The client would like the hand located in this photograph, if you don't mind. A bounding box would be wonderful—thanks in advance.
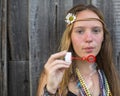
[44,50,71,94]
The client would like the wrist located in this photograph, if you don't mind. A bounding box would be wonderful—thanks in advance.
[44,85,57,95]
[46,85,57,94]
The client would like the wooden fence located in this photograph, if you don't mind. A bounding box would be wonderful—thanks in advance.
[0,0,120,96]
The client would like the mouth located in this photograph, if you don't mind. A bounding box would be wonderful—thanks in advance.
[83,47,95,53]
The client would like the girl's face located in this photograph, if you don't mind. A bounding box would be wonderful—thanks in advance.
[71,10,104,58]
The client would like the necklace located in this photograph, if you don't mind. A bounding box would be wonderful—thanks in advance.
[98,70,112,96]
[76,68,92,96]
[76,68,112,96]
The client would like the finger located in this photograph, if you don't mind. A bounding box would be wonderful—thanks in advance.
[45,59,69,70]
[45,60,70,73]
[47,50,67,64]
[51,60,70,67]
[52,63,70,70]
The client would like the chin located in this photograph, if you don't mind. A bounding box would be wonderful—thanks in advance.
[85,52,97,57]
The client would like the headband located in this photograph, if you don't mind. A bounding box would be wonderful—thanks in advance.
[65,13,105,25]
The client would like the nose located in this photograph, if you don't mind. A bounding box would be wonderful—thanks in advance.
[85,31,93,43]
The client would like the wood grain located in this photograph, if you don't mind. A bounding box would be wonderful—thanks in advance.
[0,0,120,96]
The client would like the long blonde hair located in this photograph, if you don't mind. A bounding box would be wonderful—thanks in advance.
[37,4,120,96]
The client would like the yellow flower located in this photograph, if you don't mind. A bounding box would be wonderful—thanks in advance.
[65,13,76,24]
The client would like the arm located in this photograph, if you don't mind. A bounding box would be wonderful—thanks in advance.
[37,51,71,96]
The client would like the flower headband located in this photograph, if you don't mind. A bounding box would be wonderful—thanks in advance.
[65,13,76,24]
[65,13,105,25]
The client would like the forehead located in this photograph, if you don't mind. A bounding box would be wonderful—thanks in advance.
[74,10,103,27]
[76,9,99,20]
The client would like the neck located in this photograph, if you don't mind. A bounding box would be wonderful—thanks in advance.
[76,60,97,75]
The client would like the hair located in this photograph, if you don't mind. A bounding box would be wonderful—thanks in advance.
[37,4,120,96]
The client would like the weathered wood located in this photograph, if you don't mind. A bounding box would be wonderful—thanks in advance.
[0,61,3,96]
[111,1,120,62]
[8,61,29,96]
[0,0,7,96]
[7,0,29,96]
[73,0,88,5]
[0,0,120,96]
[29,0,56,95]
[8,0,29,60]
[0,0,2,60]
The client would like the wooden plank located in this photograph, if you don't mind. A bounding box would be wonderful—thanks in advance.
[7,0,29,60]
[8,61,29,96]
[29,0,55,95]
[0,0,2,60]
[73,0,88,5]
[0,0,7,96]
[7,0,29,96]
[112,1,120,65]
[0,61,7,96]
[0,61,2,96]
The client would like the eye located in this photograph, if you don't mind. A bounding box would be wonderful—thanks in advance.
[75,29,84,34]
[92,27,102,33]
[78,30,84,34]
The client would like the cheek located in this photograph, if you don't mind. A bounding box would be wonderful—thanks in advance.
[71,35,78,48]
[95,36,103,44]
[94,36,104,50]
[72,37,79,44]
[71,35,83,49]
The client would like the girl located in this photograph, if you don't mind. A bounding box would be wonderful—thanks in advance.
[37,4,120,96]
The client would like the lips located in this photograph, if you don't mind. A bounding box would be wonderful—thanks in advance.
[83,47,94,52]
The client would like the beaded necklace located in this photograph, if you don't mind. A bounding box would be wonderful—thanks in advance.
[76,68,112,96]
[98,70,112,96]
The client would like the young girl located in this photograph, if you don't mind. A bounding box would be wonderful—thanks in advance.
[37,4,120,96]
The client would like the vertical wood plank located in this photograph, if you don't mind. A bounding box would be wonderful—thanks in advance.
[0,0,2,60]
[0,61,3,96]
[7,0,29,96]
[8,0,29,60]
[29,0,55,95]
[0,0,7,96]
[73,0,88,5]
[112,0,120,71]
[0,0,2,94]
[8,61,29,96]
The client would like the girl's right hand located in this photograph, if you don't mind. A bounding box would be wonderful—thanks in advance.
[44,50,71,94]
